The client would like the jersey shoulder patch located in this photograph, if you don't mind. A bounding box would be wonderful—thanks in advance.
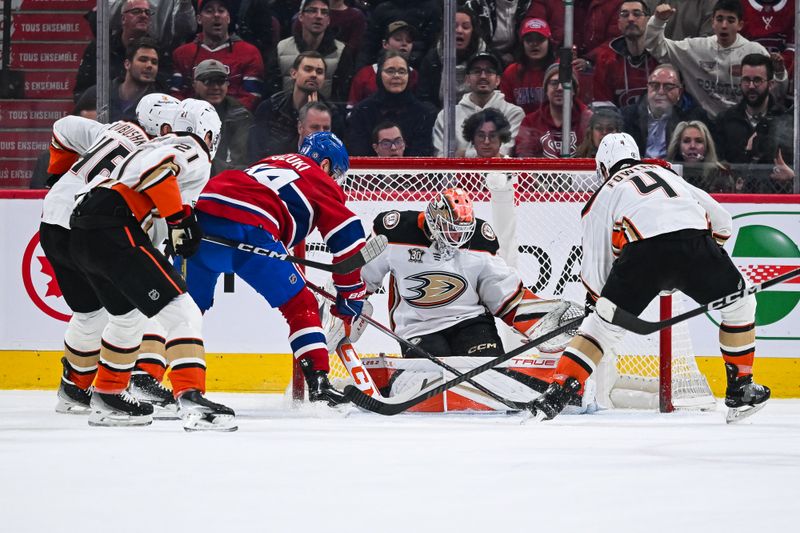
[466,218,499,254]
[373,210,429,246]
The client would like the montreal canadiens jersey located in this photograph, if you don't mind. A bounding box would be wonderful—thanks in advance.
[42,116,149,229]
[580,162,733,297]
[76,132,212,242]
[195,153,366,287]
[360,210,523,338]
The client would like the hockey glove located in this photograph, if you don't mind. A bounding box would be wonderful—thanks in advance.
[331,282,367,322]
[166,205,203,258]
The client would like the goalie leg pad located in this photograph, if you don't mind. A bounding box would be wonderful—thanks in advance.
[281,288,330,372]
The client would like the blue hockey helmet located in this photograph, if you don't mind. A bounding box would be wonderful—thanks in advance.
[299,131,350,184]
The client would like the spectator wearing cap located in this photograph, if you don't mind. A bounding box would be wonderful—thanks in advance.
[621,64,710,159]
[346,51,437,156]
[171,0,265,111]
[499,17,555,115]
[268,0,355,105]
[514,62,593,157]
[191,59,253,174]
[249,51,345,160]
[356,0,442,69]
[433,52,524,157]
[461,108,513,158]
[593,1,659,108]
[371,121,407,157]
[418,6,488,107]
[75,0,173,99]
[292,0,368,56]
[462,1,540,65]
[347,21,420,110]
[525,0,622,67]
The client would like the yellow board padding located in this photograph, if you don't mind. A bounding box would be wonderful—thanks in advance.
[1,351,799,397]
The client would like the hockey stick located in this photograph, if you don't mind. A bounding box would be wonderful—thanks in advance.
[307,281,525,411]
[341,311,588,415]
[596,267,800,336]
[201,234,388,274]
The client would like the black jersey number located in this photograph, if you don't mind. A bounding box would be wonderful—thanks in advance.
[629,170,678,198]
[70,138,132,182]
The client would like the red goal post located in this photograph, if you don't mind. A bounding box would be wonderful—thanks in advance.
[294,157,715,412]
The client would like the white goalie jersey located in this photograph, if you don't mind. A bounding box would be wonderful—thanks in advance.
[580,162,733,297]
[42,116,150,229]
[360,210,524,338]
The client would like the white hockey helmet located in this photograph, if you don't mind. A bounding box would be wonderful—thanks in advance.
[172,98,222,159]
[135,93,180,137]
[595,132,640,181]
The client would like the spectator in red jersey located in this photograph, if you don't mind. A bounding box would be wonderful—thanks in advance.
[170,0,265,111]
[347,20,420,110]
[499,17,556,115]
[346,51,437,156]
[643,1,715,39]
[525,0,622,67]
[740,0,796,80]
[268,0,355,105]
[417,6,488,107]
[514,62,592,158]
[292,0,368,56]
[371,121,407,157]
[593,1,659,108]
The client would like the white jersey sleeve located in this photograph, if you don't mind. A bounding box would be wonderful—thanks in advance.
[51,116,106,156]
[683,181,732,245]
[580,163,712,296]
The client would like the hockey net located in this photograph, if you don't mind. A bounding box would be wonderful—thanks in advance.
[298,158,715,412]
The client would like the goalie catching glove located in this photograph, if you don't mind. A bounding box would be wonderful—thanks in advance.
[166,205,203,258]
[499,287,583,352]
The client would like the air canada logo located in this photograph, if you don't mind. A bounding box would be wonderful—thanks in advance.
[730,222,800,326]
[22,232,71,322]
[404,271,468,308]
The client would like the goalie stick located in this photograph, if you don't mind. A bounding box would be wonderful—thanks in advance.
[341,310,588,415]
[596,267,800,336]
[201,234,388,274]
[306,282,525,411]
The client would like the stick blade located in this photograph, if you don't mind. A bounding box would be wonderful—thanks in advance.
[596,297,655,335]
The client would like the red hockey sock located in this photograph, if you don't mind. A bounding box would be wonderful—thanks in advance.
[280,288,330,372]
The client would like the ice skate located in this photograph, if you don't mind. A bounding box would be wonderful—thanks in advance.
[128,373,179,420]
[526,378,582,421]
[724,364,770,424]
[177,389,237,432]
[88,390,154,427]
[299,358,347,406]
[55,357,92,415]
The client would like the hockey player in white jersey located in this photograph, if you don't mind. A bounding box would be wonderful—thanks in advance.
[528,133,770,422]
[360,188,579,361]
[41,93,179,415]
[68,98,236,430]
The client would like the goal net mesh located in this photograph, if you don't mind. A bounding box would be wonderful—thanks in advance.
[303,158,714,409]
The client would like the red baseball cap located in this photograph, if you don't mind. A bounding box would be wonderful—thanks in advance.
[519,18,552,39]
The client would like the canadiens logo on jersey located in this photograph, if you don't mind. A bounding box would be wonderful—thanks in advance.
[404,272,468,308]
[408,248,424,263]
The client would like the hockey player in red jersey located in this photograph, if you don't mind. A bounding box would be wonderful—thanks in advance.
[529,133,770,423]
[359,188,579,359]
[184,131,367,405]
[41,93,179,416]
[68,98,237,430]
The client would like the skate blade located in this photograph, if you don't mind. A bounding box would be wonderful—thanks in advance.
[726,401,767,424]
[183,413,238,432]
[519,409,548,425]
[55,400,91,415]
[88,411,153,427]
[152,403,180,421]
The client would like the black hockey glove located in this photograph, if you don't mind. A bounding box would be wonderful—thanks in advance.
[166,205,203,258]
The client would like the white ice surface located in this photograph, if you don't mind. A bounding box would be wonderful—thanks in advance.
[1,391,798,533]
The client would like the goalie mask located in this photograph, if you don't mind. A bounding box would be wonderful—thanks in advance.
[135,93,180,137]
[425,188,476,254]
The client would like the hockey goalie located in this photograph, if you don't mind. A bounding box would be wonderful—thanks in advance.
[322,187,590,413]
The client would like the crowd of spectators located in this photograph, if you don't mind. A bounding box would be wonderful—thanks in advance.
[52,0,798,192]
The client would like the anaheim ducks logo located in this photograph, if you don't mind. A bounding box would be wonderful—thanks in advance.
[404,272,468,308]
